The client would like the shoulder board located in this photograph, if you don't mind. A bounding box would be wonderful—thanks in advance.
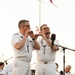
[30,40,33,42]
[14,33,18,35]
[14,33,23,38]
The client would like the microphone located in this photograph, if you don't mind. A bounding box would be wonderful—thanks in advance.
[51,33,56,48]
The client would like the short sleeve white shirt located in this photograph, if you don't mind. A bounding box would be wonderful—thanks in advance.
[11,32,34,62]
[65,72,71,75]
[36,38,59,62]
[0,69,4,75]
[3,64,13,75]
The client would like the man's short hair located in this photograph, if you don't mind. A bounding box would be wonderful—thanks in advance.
[66,65,71,68]
[18,20,29,28]
[0,62,4,66]
[40,24,47,31]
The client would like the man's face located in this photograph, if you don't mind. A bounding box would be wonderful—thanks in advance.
[41,25,50,38]
[21,22,30,32]
[65,66,71,73]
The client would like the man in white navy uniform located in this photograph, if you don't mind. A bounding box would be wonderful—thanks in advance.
[11,20,40,75]
[35,24,59,75]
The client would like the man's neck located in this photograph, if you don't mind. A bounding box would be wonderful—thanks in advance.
[19,31,25,36]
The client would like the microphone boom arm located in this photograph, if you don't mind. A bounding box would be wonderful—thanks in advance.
[59,45,75,51]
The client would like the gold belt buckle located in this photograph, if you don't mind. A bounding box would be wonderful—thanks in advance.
[44,62,47,64]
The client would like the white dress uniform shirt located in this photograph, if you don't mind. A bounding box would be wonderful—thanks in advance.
[65,72,71,75]
[36,38,59,62]
[0,69,4,75]
[56,71,60,75]
[11,32,34,62]
[3,64,13,75]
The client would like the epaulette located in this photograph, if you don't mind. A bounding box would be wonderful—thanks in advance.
[14,33,23,38]
[30,40,33,42]
[14,33,18,35]
[20,36,23,38]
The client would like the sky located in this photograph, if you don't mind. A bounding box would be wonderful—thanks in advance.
[0,0,75,74]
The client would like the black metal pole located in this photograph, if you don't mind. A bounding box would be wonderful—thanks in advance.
[62,47,65,75]
[59,45,75,75]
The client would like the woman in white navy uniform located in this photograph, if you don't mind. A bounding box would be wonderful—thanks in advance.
[11,20,40,75]
[35,24,59,75]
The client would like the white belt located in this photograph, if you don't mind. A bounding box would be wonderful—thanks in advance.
[38,61,55,64]
[15,58,30,63]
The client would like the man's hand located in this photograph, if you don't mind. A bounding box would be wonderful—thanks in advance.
[28,30,35,39]
[52,45,59,51]
[24,29,30,38]
[40,32,47,40]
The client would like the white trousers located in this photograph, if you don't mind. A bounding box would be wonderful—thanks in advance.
[13,59,31,75]
[35,62,56,75]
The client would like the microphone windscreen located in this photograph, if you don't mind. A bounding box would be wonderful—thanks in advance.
[51,34,56,40]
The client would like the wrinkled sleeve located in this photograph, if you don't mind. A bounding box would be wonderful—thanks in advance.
[54,40,59,46]
[11,34,20,46]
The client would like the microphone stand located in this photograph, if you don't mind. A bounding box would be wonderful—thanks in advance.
[4,57,13,65]
[59,45,75,75]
